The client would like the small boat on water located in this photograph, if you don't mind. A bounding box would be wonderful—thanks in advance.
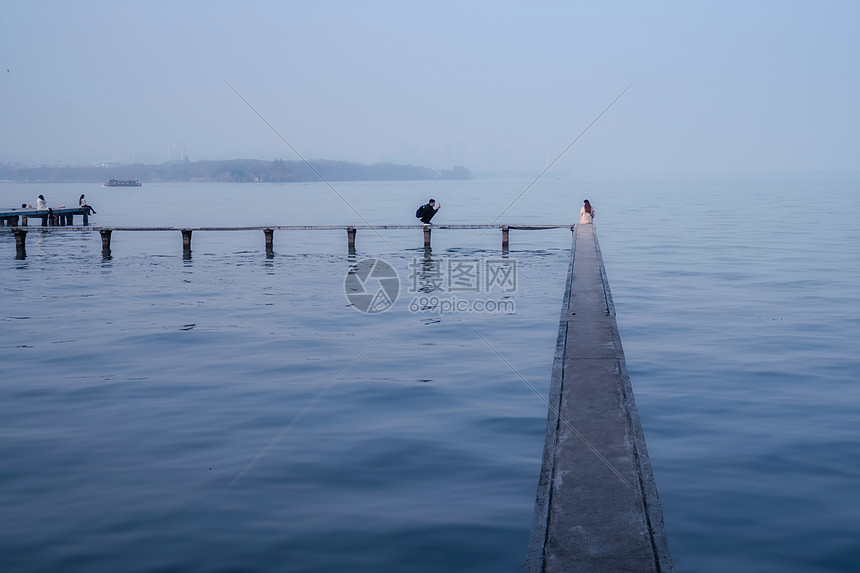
[104,179,142,187]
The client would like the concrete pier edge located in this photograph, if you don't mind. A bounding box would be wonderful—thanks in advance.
[525,224,673,572]
[525,229,575,570]
[594,229,673,572]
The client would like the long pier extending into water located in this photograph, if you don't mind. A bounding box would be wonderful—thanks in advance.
[526,223,673,572]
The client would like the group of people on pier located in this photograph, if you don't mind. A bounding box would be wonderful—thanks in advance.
[22,194,96,215]
[17,193,593,225]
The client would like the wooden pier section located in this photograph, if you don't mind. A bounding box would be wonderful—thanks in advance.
[525,223,673,572]
[2,224,571,259]
[0,207,92,227]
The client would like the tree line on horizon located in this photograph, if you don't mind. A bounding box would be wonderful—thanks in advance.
[0,159,472,184]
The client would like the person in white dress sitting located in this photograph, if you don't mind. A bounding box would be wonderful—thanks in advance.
[579,199,595,224]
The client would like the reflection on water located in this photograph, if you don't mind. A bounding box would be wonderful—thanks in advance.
[2,177,860,572]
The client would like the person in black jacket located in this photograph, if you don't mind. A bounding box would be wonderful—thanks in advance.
[79,194,97,214]
[416,199,441,224]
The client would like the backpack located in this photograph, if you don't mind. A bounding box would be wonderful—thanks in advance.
[416,205,424,218]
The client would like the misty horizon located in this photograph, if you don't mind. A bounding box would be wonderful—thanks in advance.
[2,2,858,180]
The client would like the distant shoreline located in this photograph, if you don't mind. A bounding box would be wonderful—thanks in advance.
[0,159,472,184]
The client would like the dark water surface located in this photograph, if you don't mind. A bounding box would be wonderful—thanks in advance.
[2,178,859,571]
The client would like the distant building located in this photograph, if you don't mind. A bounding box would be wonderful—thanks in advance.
[168,143,186,162]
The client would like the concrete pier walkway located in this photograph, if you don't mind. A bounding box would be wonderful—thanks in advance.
[526,224,673,572]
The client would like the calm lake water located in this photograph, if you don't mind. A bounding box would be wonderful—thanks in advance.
[1,177,859,572]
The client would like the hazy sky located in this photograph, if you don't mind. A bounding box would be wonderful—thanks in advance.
[2,1,858,177]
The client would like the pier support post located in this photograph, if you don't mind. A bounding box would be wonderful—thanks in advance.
[181,229,193,259]
[501,225,510,251]
[100,229,112,257]
[423,225,432,249]
[21,215,28,226]
[347,227,356,253]
[83,212,89,225]
[264,228,274,258]
[13,229,27,259]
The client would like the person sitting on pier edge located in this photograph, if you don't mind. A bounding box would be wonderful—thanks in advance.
[36,195,47,210]
[579,199,595,224]
[416,199,441,224]
[79,194,97,214]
